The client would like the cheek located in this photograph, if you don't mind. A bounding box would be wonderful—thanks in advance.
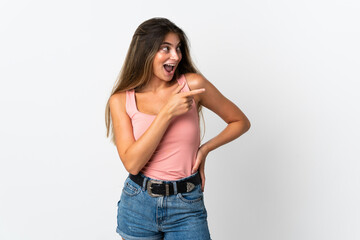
[153,56,162,68]
[153,60,164,74]
[153,63,161,73]
[154,55,165,65]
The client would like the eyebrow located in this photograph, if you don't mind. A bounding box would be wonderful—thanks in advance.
[161,41,181,46]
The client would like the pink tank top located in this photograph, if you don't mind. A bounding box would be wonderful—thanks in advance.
[125,74,200,181]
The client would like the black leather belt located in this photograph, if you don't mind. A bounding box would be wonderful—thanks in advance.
[129,171,201,197]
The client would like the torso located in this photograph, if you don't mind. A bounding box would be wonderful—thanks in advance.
[125,73,201,180]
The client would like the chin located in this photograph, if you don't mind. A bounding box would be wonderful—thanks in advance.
[158,74,174,82]
[153,68,177,82]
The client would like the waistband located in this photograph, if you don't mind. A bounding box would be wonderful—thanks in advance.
[129,171,201,197]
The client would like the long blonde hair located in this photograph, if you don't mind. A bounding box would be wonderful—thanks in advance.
[105,17,205,144]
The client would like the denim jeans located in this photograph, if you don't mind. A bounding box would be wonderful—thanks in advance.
[116,171,211,240]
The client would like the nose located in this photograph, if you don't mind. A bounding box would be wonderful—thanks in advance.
[170,49,181,61]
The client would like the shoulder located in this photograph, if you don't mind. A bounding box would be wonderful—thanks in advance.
[109,91,127,114]
[183,73,211,106]
[184,73,208,91]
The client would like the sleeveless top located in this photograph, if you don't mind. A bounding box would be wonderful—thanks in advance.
[125,74,200,181]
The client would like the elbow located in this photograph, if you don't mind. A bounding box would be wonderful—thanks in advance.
[119,152,141,175]
[240,119,251,133]
[246,120,251,130]
[120,149,147,176]
[123,161,141,176]
[127,168,140,176]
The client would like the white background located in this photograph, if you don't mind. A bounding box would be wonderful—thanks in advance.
[1,0,359,239]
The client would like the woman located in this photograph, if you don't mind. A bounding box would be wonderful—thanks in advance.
[105,17,250,240]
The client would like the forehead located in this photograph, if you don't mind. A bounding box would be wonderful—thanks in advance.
[162,32,181,45]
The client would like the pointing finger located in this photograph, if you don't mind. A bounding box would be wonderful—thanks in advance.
[181,88,205,97]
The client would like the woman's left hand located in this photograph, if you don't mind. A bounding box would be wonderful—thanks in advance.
[192,145,209,192]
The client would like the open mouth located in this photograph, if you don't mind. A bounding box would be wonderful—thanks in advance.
[163,63,175,73]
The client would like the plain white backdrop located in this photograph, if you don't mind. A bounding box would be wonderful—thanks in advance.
[1,0,359,239]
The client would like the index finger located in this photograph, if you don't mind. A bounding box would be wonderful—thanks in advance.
[180,88,206,97]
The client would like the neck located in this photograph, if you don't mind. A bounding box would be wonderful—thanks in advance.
[140,76,176,94]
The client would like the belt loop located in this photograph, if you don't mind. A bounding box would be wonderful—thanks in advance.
[165,183,170,196]
[142,176,148,191]
[172,181,178,195]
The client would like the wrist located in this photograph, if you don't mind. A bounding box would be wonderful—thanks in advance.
[158,108,173,122]
[200,144,211,155]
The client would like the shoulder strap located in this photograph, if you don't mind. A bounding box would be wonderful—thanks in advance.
[125,90,136,118]
[177,74,190,92]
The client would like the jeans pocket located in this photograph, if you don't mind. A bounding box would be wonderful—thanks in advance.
[177,184,203,203]
[122,178,141,197]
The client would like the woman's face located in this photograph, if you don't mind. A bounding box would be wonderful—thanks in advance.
[152,32,182,82]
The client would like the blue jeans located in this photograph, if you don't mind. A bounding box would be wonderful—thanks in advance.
[116,171,212,240]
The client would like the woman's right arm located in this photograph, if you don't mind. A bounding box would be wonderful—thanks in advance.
[109,83,205,175]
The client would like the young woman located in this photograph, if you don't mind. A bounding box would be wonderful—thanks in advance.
[105,17,250,240]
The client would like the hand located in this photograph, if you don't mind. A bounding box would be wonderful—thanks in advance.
[161,81,205,119]
[191,145,209,192]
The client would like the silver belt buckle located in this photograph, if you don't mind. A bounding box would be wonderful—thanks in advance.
[147,180,169,197]
[186,182,195,192]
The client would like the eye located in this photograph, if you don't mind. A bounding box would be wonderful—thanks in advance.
[161,46,170,51]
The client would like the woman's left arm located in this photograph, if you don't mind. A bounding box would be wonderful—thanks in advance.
[187,73,251,191]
